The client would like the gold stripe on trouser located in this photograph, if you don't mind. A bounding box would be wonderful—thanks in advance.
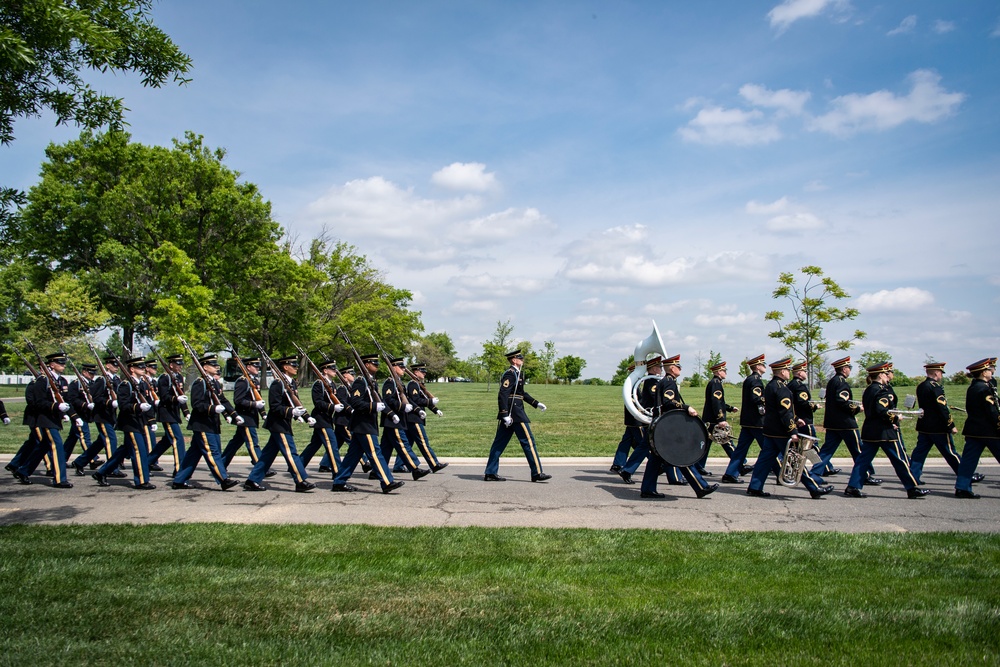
[98,424,114,458]
[683,466,705,490]
[392,430,418,469]
[518,423,541,472]
[277,434,304,483]
[888,438,918,486]
[195,432,225,481]
[167,425,181,472]
[37,427,54,474]
[364,434,389,485]
[44,429,64,484]
[320,429,339,474]
[245,427,260,463]
[144,425,154,454]
[410,425,439,467]
[128,432,148,484]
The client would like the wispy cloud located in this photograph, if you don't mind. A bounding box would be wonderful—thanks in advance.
[887,15,917,36]
[740,84,811,115]
[745,196,826,233]
[677,106,781,146]
[933,20,956,34]
[768,0,852,33]
[855,287,935,311]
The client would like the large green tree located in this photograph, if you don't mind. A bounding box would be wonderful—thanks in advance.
[763,266,865,388]
[554,355,586,383]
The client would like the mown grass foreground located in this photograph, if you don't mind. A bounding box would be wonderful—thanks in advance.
[1,524,997,666]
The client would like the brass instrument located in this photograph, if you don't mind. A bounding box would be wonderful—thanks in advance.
[779,432,821,488]
[621,322,668,425]
[888,408,923,420]
[709,422,733,446]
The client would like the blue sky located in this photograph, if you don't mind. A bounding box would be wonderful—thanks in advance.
[4,0,1000,380]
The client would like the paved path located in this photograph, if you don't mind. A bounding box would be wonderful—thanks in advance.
[1,456,997,532]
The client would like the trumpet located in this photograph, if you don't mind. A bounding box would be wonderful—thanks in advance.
[888,408,924,419]
[779,432,821,488]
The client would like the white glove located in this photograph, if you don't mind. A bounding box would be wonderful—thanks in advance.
[306,417,317,426]
[87,402,95,410]
[140,402,152,412]
[431,397,439,406]
[185,413,191,422]
[75,417,84,427]
[63,415,70,422]
[58,402,71,413]
[537,403,547,412]
[154,399,160,407]
[2,417,9,425]
[503,416,513,427]
[391,414,400,425]
[177,395,188,404]
[376,402,386,412]
[235,416,245,425]
[112,400,119,409]
[333,403,344,412]
[418,410,426,419]
[214,404,226,414]
[150,423,158,432]
[404,403,413,413]
[292,406,307,417]
[254,400,265,410]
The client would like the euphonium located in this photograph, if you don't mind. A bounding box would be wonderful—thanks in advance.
[779,432,821,488]
[710,422,733,446]
[621,321,668,425]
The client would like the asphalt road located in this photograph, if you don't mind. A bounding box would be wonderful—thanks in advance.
[1,455,997,532]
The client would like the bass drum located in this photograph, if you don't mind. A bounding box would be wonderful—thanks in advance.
[648,410,710,467]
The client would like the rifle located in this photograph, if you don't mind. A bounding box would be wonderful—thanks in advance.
[338,327,397,422]
[23,337,70,419]
[318,350,352,388]
[63,352,95,406]
[250,341,307,423]
[292,342,342,411]
[402,364,443,417]
[369,334,412,416]
[87,342,119,405]
[11,346,40,379]
[222,338,266,419]
[125,344,159,406]
[179,338,232,422]
[150,347,191,420]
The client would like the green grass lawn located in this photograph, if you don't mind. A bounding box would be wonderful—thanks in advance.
[0,381,977,459]
[0,524,996,666]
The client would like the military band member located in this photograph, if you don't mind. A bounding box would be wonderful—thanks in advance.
[71,356,124,476]
[641,354,718,499]
[92,356,155,489]
[619,356,663,484]
[404,364,448,472]
[811,356,881,485]
[243,355,315,492]
[61,362,97,460]
[911,361,969,485]
[171,354,241,490]
[12,351,74,488]
[746,358,832,499]
[722,354,767,483]
[331,353,404,493]
[787,360,818,441]
[148,354,188,475]
[484,349,551,482]
[955,358,1000,499]
[700,360,738,473]
[380,357,431,481]
[611,362,643,473]
[299,359,345,475]
[222,357,271,475]
[843,363,926,498]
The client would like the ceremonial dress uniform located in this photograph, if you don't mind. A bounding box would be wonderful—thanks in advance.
[404,368,446,472]
[911,362,963,483]
[14,354,73,488]
[148,357,188,474]
[222,361,266,467]
[700,362,737,471]
[724,355,767,480]
[484,350,549,482]
[61,368,96,461]
[955,358,1000,498]
[787,364,817,441]
[172,356,240,490]
[71,362,120,474]
[379,360,429,480]
[318,373,358,471]
[93,359,154,489]
[299,366,343,474]
[811,356,879,483]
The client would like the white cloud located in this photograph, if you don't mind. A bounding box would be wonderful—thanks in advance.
[855,287,935,311]
[740,84,811,115]
[431,162,498,192]
[746,197,790,215]
[765,212,825,232]
[808,70,965,137]
[443,299,497,315]
[803,180,828,192]
[933,19,955,34]
[693,312,757,327]
[678,106,781,146]
[993,19,1000,37]
[887,15,917,36]
[449,272,546,299]
[768,0,851,32]
[464,207,555,242]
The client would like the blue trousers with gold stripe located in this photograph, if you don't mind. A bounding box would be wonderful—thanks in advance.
[641,456,711,496]
[813,428,876,479]
[847,437,918,491]
[613,426,643,469]
[223,424,262,466]
[62,421,92,459]
[300,426,341,473]
[406,422,442,469]
[334,431,395,489]
[383,427,421,472]
[96,429,150,486]
[149,422,186,474]
[73,422,117,469]
[485,421,543,477]
[749,435,823,494]
[910,432,961,482]
[18,427,68,484]
[247,431,308,486]
[173,431,230,485]
[956,437,1000,493]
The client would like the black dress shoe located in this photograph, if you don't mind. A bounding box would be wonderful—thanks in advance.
[221,478,240,491]
[640,490,666,498]
[696,468,714,477]
[109,469,128,478]
[532,473,552,482]
[668,479,687,485]
[13,470,32,485]
[382,480,405,493]
[609,465,622,473]
[865,476,883,486]
[810,484,834,499]
[170,481,194,490]
[361,463,372,473]
[72,461,87,476]
[955,489,981,499]
[295,481,316,493]
[52,481,73,489]
[368,471,380,480]
[972,473,986,484]
[695,483,719,499]
[92,472,109,487]
[243,480,267,491]
[331,483,357,492]
[90,458,105,468]
[3,463,15,472]
[619,471,634,485]
[412,468,431,481]
[431,462,449,472]
[746,488,771,498]
[823,467,842,476]
[134,482,156,490]
[265,469,277,478]
[721,474,742,484]
[149,463,164,472]
[844,486,866,498]
[43,469,54,477]
[739,465,754,476]
[484,474,506,482]
[317,466,333,473]
[907,487,929,499]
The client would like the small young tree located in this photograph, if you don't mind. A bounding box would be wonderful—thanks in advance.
[553,355,586,383]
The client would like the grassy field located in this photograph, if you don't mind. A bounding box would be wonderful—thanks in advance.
[0,524,996,666]
[0,381,975,459]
